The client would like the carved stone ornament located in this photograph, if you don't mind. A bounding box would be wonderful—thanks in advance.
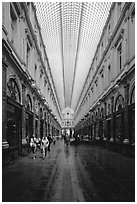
[7,78,20,102]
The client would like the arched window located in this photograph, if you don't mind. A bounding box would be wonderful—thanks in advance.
[115,95,124,112]
[26,94,32,111]
[7,78,21,103]
[130,87,135,104]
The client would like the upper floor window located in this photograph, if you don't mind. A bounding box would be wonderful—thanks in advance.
[101,41,104,53]
[26,43,30,68]
[10,4,17,44]
[117,42,122,70]
[40,66,43,78]
[108,24,111,39]
[108,64,111,84]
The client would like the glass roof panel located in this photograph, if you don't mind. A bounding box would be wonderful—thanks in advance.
[35,2,112,112]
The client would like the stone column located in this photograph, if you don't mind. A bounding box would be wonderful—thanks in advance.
[123,82,130,144]
[110,96,114,142]
[33,97,36,136]
[2,58,8,148]
[43,108,46,137]
[37,102,40,138]
[104,102,107,141]
[47,113,50,136]
[21,83,27,145]
[41,106,44,138]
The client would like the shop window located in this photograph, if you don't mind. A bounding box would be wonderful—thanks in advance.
[26,112,33,140]
[35,119,38,137]
[115,114,123,142]
[107,119,111,140]
[7,78,21,103]
[7,103,22,147]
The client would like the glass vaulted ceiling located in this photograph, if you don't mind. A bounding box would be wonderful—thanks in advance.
[35,2,112,112]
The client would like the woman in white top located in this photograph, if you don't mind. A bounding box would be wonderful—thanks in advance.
[30,136,37,159]
[41,136,49,159]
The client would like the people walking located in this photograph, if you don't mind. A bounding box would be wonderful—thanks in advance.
[30,135,37,159]
[41,136,49,159]
[53,136,56,145]
[47,135,52,151]
[65,133,70,148]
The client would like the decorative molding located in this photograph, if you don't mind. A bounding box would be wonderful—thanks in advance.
[114,29,124,47]
[2,57,9,70]
[2,25,8,36]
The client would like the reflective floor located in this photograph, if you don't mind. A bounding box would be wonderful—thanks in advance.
[2,139,135,202]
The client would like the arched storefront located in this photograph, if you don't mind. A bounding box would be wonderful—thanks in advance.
[25,94,33,141]
[6,78,22,156]
[129,86,135,145]
[40,107,44,139]
[99,107,104,141]
[114,94,125,143]
[106,100,111,142]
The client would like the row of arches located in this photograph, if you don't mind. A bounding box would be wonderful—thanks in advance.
[5,77,61,155]
[90,87,135,123]
[75,83,135,153]
[7,77,39,113]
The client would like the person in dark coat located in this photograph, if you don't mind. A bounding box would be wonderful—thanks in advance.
[47,135,52,151]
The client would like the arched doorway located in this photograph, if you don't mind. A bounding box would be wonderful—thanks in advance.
[129,86,135,145]
[25,94,33,142]
[7,78,22,155]
[114,95,124,143]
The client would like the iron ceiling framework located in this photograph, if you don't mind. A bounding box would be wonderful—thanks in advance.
[35,2,112,115]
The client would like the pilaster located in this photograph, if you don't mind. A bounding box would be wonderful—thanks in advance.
[2,58,8,148]
[21,83,27,144]
[123,82,130,144]
[110,96,115,142]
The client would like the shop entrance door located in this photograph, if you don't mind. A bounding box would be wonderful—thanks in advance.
[115,113,123,143]
[26,111,33,141]
[107,119,111,141]
[7,103,22,155]
[40,120,43,139]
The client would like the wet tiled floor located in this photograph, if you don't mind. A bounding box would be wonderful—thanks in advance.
[2,140,135,202]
